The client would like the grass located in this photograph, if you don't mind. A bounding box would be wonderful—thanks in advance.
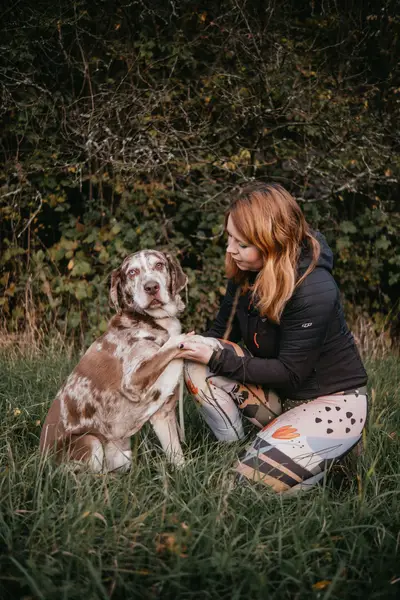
[0,348,399,599]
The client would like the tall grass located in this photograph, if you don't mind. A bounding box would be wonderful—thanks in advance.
[0,347,399,599]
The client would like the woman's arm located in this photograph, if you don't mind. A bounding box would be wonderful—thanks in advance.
[202,280,241,342]
[207,273,338,397]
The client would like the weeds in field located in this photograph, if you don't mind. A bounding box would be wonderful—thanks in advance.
[0,348,399,599]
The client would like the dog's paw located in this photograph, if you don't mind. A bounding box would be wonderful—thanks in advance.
[185,335,223,350]
[171,454,185,469]
[163,333,188,350]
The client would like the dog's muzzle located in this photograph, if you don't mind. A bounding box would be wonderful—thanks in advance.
[143,280,160,296]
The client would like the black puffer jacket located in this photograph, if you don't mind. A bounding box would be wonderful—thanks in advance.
[204,233,367,400]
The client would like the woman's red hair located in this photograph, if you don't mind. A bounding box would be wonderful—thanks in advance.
[225,182,320,323]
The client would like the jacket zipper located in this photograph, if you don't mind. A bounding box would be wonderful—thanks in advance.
[253,332,260,348]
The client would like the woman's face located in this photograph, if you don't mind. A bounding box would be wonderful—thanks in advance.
[226,215,263,271]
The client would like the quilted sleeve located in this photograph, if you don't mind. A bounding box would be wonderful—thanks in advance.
[208,271,338,396]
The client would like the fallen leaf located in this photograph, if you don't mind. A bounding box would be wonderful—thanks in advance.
[312,580,331,590]
[133,569,150,575]
[155,533,188,557]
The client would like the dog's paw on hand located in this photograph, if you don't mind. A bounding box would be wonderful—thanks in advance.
[164,334,221,356]
[164,332,194,351]
[181,335,222,350]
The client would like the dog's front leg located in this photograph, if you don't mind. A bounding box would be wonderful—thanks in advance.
[133,334,187,390]
[133,337,187,467]
[150,407,184,467]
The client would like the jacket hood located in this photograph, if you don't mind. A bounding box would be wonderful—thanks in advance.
[298,231,333,273]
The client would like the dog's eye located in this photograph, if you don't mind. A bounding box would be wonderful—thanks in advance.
[128,268,139,278]
[154,262,164,270]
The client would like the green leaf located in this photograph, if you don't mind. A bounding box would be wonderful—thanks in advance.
[74,281,89,300]
[336,237,351,251]
[340,221,357,234]
[68,312,81,328]
[375,236,390,250]
[71,260,92,276]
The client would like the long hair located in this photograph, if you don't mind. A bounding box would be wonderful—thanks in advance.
[225,182,320,323]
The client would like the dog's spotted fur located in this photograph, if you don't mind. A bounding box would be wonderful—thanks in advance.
[40,250,188,472]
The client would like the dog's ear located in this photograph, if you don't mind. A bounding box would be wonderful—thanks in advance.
[109,268,122,312]
[165,253,188,295]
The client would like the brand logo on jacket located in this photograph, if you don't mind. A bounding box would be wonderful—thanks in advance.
[302,323,312,328]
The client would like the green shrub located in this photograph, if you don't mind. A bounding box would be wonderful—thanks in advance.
[1,0,399,343]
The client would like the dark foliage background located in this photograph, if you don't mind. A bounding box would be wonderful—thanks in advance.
[1,0,399,344]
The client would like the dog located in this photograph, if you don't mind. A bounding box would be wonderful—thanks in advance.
[39,249,192,473]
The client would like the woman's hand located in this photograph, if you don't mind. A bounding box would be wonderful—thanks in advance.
[176,339,214,365]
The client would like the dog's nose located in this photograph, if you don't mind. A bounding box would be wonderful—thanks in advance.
[144,281,160,296]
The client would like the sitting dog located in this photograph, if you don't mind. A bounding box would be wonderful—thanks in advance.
[40,249,191,472]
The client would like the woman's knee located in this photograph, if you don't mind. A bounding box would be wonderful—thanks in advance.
[183,360,245,441]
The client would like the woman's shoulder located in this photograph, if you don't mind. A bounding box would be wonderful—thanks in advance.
[280,269,339,324]
[291,266,339,304]
[295,231,339,298]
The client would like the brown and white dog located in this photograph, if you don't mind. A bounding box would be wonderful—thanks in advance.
[40,249,191,472]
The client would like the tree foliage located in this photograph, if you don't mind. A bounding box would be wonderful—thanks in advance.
[1,0,399,343]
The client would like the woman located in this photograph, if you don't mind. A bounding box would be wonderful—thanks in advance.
[178,182,368,493]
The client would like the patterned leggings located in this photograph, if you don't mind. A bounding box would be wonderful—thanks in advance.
[184,351,368,494]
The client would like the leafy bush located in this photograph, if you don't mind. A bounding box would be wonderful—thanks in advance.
[1,0,399,344]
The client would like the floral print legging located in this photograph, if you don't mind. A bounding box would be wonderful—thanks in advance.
[184,352,368,494]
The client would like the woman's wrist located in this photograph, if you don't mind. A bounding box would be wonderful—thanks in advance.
[208,348,223,371]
